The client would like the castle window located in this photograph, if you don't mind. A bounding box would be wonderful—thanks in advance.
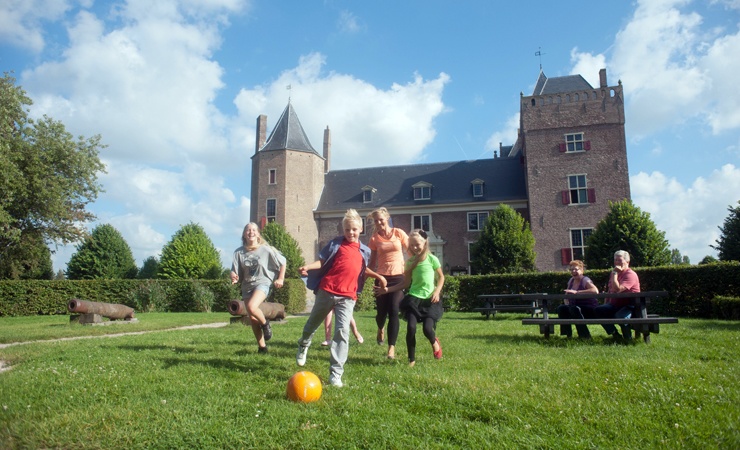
[471,179,484,198]
[562,174,596,205]
[266,198,276,222]
[561,228,594,263]
[468,212,489,231]
[412,214,431,232]
[559,133,590,153]
[268,169,276,185]
[412,182,432,200]
[361,185,377,203]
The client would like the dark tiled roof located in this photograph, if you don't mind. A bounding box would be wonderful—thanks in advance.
[260,103,319,154]
[317,157,527,212]
[532,70,594,96]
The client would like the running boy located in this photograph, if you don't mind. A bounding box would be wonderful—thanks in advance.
[296,209,386,387]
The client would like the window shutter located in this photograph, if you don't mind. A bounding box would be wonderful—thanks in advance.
[587,188,596,203]
[561,248,572,265]
[561,190,570,205]
[584,140,591,151]
[559,143,567,152]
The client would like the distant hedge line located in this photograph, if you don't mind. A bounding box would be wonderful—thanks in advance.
[0,278,307,316]
[1,262,738,320]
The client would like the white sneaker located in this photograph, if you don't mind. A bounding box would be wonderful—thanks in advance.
[296,345,308,367]
[329,375,343,388]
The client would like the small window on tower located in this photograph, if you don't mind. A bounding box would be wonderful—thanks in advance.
[268,169,277,185]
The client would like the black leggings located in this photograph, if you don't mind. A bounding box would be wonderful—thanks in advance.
[406,314,436,362]
[375,275,405,346]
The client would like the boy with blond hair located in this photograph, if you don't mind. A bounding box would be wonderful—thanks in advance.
[297,209,386,387]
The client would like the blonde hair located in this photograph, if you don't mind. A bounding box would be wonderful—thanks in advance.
[407,229,430,272]
[343,209,363,229]
[241,222,264,250]
[368,207,390,235]
[569,260,585,271]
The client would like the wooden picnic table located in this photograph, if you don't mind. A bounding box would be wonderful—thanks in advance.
[477,291,678,343]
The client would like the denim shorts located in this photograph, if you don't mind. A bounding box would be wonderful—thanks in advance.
[244,283,271,299]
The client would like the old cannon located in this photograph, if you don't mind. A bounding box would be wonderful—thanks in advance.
[68,298,136,324]
[228,300,285,325]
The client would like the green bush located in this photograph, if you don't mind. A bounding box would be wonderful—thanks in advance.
[128,281,168,312]
[355,281,376,312]
[711,296,740,320]
[269,279,306,314]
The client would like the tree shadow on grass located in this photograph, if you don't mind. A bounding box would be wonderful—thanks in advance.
[680,320,739,332]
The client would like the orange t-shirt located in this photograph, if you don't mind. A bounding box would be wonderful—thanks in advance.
[368,228,408,276]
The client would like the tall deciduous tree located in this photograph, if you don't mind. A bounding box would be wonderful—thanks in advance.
[137,256,160,279]
[158,223,222,279]
[585,200,671,268]
[0,230,53,279]
[66,224,138,279]
[470,204,536,274]
[260,221,305,278]
[712,200,740,262]
[0,73,105,267]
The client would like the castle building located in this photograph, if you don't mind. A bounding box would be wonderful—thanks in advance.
[250,69,630,273]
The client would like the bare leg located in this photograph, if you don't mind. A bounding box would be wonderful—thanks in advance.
[350,317,363,343]
[322,310,333,345]
[246,290,268,345]
[250,317,266,348]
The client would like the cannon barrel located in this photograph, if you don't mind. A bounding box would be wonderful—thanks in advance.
[228,300,285,320]
[67,299,135,320]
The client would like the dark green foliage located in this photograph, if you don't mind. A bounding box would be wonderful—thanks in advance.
[66,224,138,280]
[0,73,105,262]
[700,255,719,265]
[137,256,160,279]
[128,280,168,312]
[470,204,536,274]
[712,200,740,262]
[711,296,740,320]
[260,222,305,278]
[269,278,306,314]
[670,248,690,265]
[0,231,53,280]
[585,200,671,268]
[158,223,222,279]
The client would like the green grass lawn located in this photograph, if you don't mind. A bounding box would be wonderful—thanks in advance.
[1,311,738,449]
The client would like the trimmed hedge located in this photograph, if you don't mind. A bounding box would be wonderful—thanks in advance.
[0,278,307,316]
[452,261,740,319]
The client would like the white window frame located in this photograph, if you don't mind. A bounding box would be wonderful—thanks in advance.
[268,168,277,185]
[471,179,484,198]
[467,242,477,262]
[412,181,432,200]
[570,228,593,260]
[412,214,431,232]
[565,132,585,152]
[266,198,277,223]
[467,212,489,231]
[567,174,589,205]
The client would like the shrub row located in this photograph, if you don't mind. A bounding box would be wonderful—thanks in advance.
[0,278,307,316]
[452,261,740,319]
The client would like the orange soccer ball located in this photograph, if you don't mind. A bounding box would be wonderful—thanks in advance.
[286,371,322,403]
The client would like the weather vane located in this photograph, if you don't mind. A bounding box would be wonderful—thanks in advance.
[286,84,292,103]
[535,47,546,70]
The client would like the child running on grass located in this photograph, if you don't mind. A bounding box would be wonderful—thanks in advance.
[296,209,386,387]
[374,229,444,366]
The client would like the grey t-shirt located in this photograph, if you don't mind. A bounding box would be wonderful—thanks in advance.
[231,245,286,298]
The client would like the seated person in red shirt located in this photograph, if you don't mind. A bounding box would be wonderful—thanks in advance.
[594,250,641,340]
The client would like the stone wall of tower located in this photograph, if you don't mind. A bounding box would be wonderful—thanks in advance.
[521,81,631,271]
[282,150,324,263]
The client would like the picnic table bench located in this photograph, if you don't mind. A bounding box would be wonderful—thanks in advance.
[473,294,543,319]
[517,291,678,343]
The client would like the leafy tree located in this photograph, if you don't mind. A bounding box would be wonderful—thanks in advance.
[711,200,740,262]
[0,73,105,264]
[670,248,690,265]
[0,230,53,279]
[260,222,305,278]
[158,222,222,279]
[584,200,671,268]
[699,255,718,265]
[137,256,160,279]
[470,204,536,274]
[66,224,138,279]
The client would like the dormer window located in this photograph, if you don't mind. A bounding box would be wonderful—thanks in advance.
[471,179,484,198]
[412,181,432,200]
[362,185,376,203]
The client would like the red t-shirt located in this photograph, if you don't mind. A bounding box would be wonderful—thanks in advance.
[319,240,363,299]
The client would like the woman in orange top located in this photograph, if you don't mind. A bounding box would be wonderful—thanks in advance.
[368,207,409,359]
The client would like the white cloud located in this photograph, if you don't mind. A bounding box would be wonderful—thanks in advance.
[569,49,607,88]
[234,52,450,169]
[631,164,740,263]
[485,113,520,156]
[338,10,363,34]
[0,0,73,52]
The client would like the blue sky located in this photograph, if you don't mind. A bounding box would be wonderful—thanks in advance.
[1,0,739,271]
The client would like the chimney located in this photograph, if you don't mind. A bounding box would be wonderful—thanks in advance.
[323,126,331,173]
[255,114,267,154]
[599,69,607,88]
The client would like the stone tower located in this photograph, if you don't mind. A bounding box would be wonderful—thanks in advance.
[250,103,326,262]
[518,69,631,271]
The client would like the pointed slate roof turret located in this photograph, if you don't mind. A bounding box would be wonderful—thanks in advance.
[260,102,319,154]
[531,70,594,96]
